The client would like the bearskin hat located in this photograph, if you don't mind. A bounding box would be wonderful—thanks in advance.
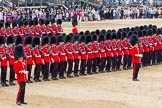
[101,29,106,35]
[127,31,133,38]
[39,19,45,25]
[14,46,25,60]
[95,29,100,36]
[143,30,147,36]
[72,18,78,27]
[0,22,3,29]
[41,36,49,45]
[112,29,116,33]
[24,36,32,45]
[0,36,6,44]
[130,27,135,32]
[152,27,157,34]
[111,32,116,40]
[29,20,34,27]
[138,30,143,37]
[79,31,84,36]
[34,20,38,26]
[72,34,79,42]
[91,31,95,35]
[50,36,56,44]
[92,34,97,41]
[148,24,153,28]
[19,20,23,27]
[116,32,121,39]
[135,26,140,31]
[98,34,104,42]
[130,34,138,46]
[118,29,123,33]
[45,20,50,26]
[51,18,55,24]
[156,28,161,35]
[5,21,10,28]
[85,30,90,36]
[57,36,63,43]
[24,20,29,26]
[85,35,92,44]
[32,36,40,47]
[12,21,17,27]
[79,35,85,43]
[121,32,127,39]
[57,19,62,25]
[15,36,23,46]
[147,29,153,36]
[7,36,15,45]
[65,35,71,43]
[123,28,127,32]
[140,26,144,30]
[105,32,111,40]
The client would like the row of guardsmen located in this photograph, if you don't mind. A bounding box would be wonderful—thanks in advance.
[0,24,162,87]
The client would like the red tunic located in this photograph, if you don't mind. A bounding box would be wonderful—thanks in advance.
[111,41,118,56]
[121,40,129,55]
[72,27,78,34]
[50,25,57,36]
[86,44,93,59]
[131,46,141,63]
[46,26,51,34]
[18,27,25,40]
[72,44,80,60]
[104,41,112,57]
[40,25,46,35]
[24,47,33,64]
[50,46,60,62]
[56,25,63,33]
[34,26,40,36]
[116,41,123,56]
[12,28,18,37]
[0,29,5,37]
[29,26,35,38]
[92,42,99,58]
[14,61,27,83]
[152,36,158,51]
[41,46,50,63]
[65,44,74,60]
[0,47,7,66]
[142,38,149,53]
[33,47,42,64]
[79,44,86,60]
[57,45,66,62]
[98,42,106,58]
[7,47,15,65]
[5,29,12,37]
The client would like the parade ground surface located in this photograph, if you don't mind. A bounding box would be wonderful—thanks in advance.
[1,19,162,108]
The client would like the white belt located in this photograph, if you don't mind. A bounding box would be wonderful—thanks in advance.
[44,54,49,57]
[53,54,58,56]
[75,51,79,53]
[10,56,15,58]
[95,51,99,53]
[88,52,92,54]
[82,52,86,54]
[2,57,6,60]
[27,55,32,58]
[61,53,66,55]
[35,55,41,57]
[101,50,105,52]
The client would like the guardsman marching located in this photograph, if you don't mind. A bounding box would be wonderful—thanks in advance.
[72,17,78,34]
[45,20,52,35]
[0,22,5,37]
[56,19,63,34]
[32,36,42,82]
[72,34,80,77]
[41,36,50,81]
[0,36,8,86]
[23,36,33,83]
[98,34,106,73]
[49,36,59,80]
[12,21,19,37]
[116,32,122,71]
[18,21,25,40]
[127,31,133,69]
[57,36,67,79]
[5,21,12,37]
[64,35,74,78]
[23,20,30,36]
[6,36,16,85]
[33,20,40,36]
[78,35,87,76]
[156,28,162,64]
[15,35,23,46]
[39,19,47,36]
[50,18,57,36]
[29,20,35,38]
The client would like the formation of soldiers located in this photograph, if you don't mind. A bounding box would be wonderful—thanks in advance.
[0,17,162,87]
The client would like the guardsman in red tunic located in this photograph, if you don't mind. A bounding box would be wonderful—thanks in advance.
[91,34,99,74]
[23,36,33,83]
[121,32,129,70]
[71,34,80,76]
[0,22,5,37]
[111,32,118,71]
[49,36,59,80]
[40,36,50,81]
[39,19,46,36]
[56,19,63,34]
[127,32,133,69]
[98,34,106,73]
[12,21,19,38]
[72,18,78,34]
[116,32,122,71]
[57,36,67,79]
[23,20,30,36]
[156,28,162,64]
[29,20,35,38]
[32,36,42,82]
[33,20,40,36]
[0,36,8,86]
[64,35,74,78]
[5,21,12,38]
[78,35,87,76]
[45,20,52,35]
[6,36,16,85]
[50,19,57,36]
[18,21,25,40]
[14,46,27,105]
[130,34,142,81]
[152,27,158,65]
[104,32,113,72]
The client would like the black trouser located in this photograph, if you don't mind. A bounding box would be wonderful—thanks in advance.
[59,61,66,77]
[80,60,86,74]
[132,63,141,80]
[34,64,42,80]
[74,59,79,75]
[157,50,161,64]
[87,59,93,74]
[117,56,122,70]
[127,55,132,68]
[92,58,98,73]
[1,66,7,83]
[50,62,59,78]
[106,57,111,71]
[112,56,117,70]
[143,52,149,66]
[152,51,156,65]
[9,65,15,83]
[27,64,32,81]
[16,82,26,103]
[42,62,49,80]
[99,57,106,72]
[67,60,73,75]
[123,55,129,69]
